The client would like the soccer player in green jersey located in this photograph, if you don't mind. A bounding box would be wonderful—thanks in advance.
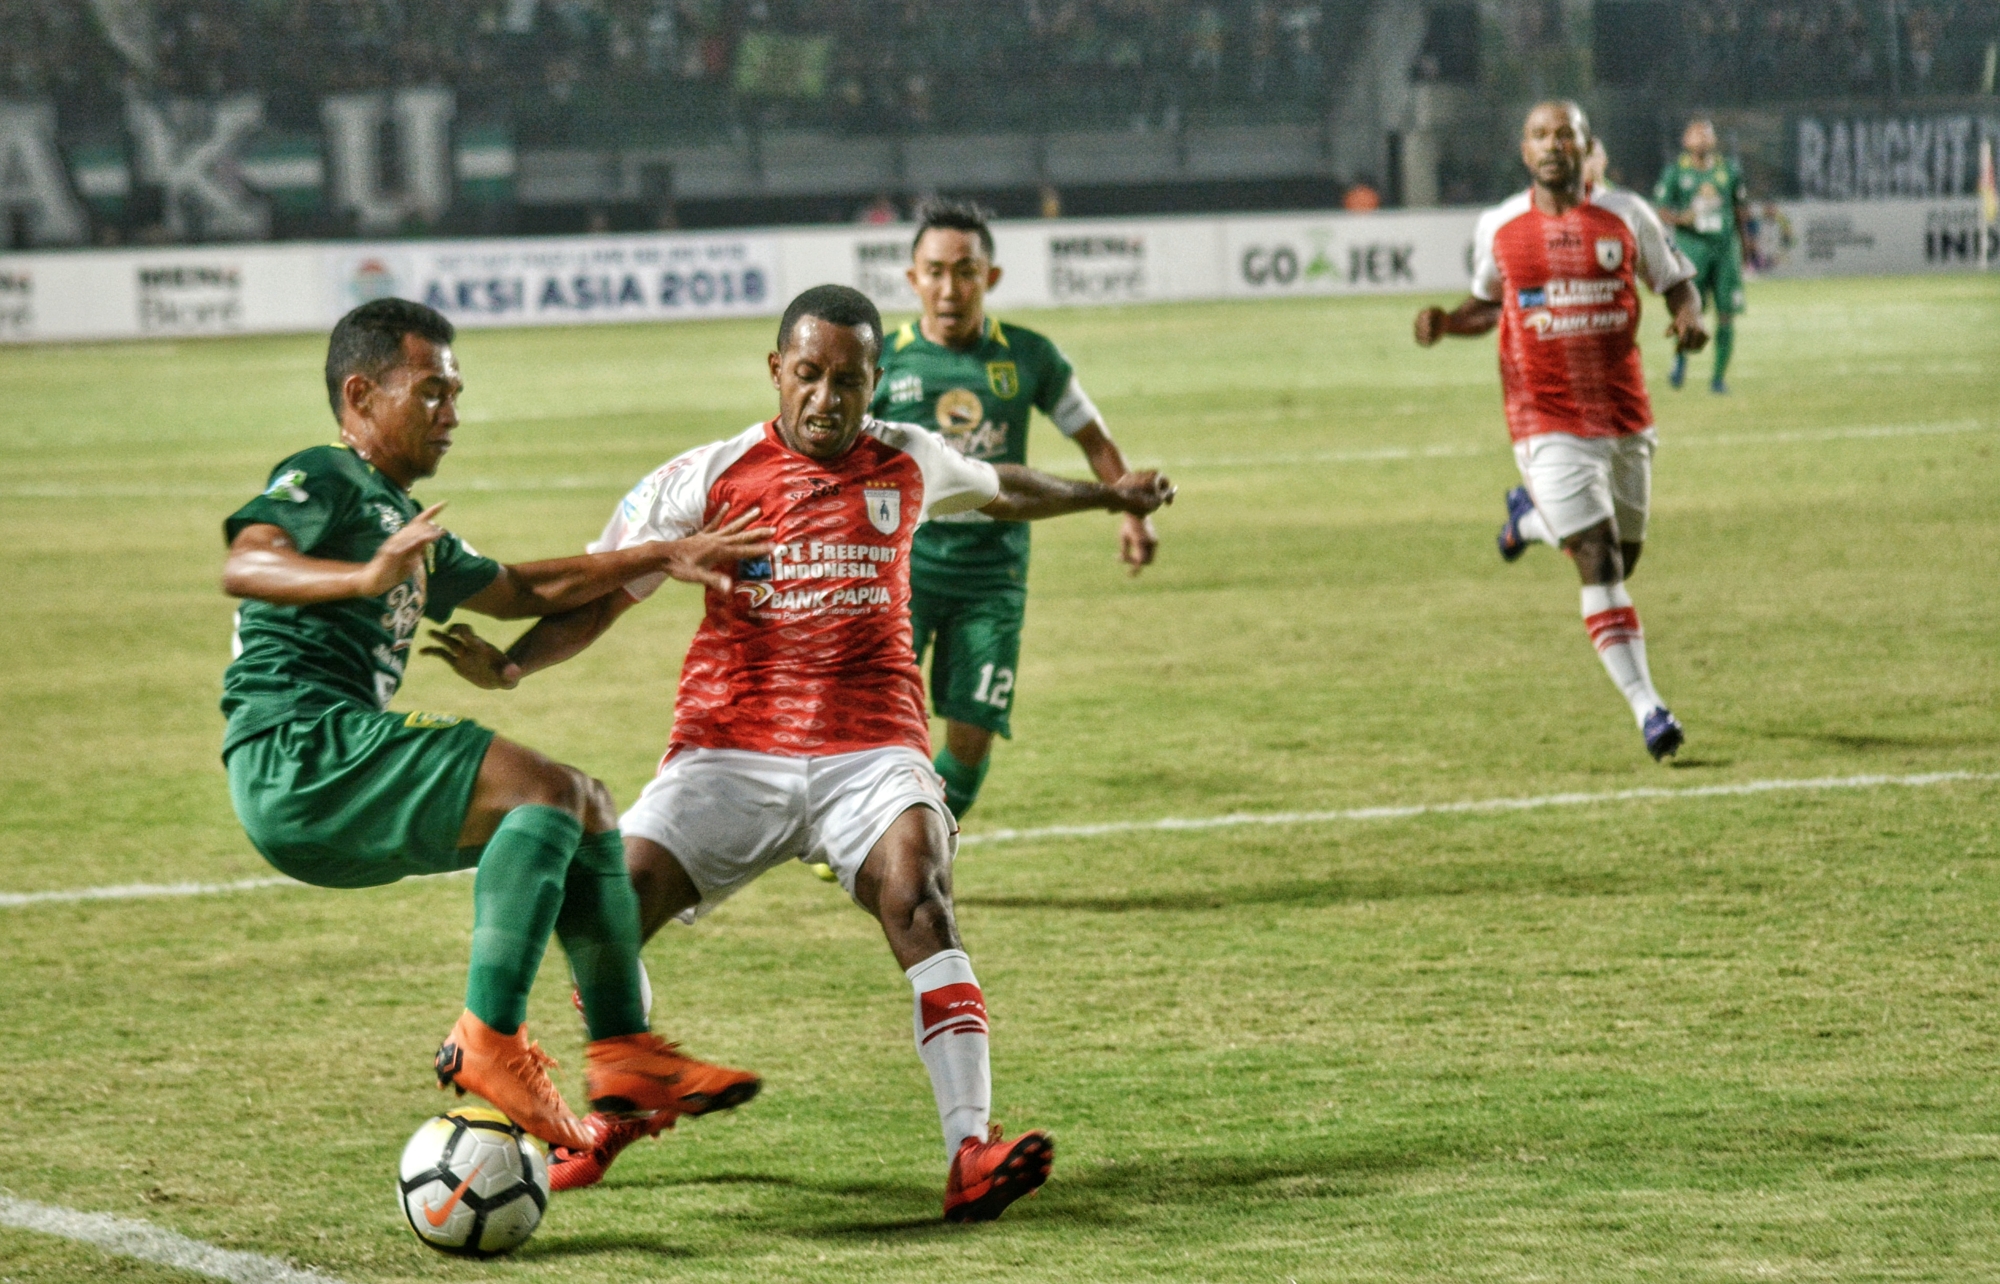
[221,298,768,1149]
[1653,118,1749,393]
[869,200,1161,820]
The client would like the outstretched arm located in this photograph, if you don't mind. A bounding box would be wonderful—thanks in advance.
[1072,421,1159,576]
[422,590,641,690]
[224,502,450,605]
[1413,297,1501,345]
[458,507,771,619]
[978,463,1174,523]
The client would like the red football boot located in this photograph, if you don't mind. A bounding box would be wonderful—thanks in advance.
[547,1110,676,1192]
[943,1124,1054,1223]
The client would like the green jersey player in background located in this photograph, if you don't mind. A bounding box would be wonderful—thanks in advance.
[1653,118,1749,394]
[870,200,1163,820]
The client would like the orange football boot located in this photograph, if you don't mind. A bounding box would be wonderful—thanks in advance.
[583,1032,762,1118]
[433,1010,592,1152]
[943,1124,1054,1223]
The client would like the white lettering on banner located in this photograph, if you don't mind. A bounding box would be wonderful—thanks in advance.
[321,90,455,233]
[1797,114,1999,200]
[0,102,88,246]
[124,96,270,241]
[1048,235,1146,301]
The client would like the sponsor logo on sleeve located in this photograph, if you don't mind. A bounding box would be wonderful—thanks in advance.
[262,469,309,502]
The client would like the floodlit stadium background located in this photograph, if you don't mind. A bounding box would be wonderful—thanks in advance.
[3,4,2000,1283]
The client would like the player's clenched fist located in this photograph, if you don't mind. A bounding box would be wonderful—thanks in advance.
[1413,306,1449,347]
[1110,470,1175,516]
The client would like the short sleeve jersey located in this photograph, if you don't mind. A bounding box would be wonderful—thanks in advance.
[220,445,500,753]
[870,317,1076,593]
[1653,155,1744,243]
[592,418,1001,757]
[1469,187,1694,442]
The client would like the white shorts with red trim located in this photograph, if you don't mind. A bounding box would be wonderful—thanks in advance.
[1512,427,1657,543]
[619,746,954,923]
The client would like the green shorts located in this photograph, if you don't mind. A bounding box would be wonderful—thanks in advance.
[1677,232,1745,315]
[911,584,1026,738]
[225,704,496,889]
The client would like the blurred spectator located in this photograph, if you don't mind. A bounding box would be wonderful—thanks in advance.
[1342,181,1380,211]
[856,191,901,223]
[1039,182,1062,217]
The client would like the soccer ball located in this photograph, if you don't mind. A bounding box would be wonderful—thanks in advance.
[397,1106,550,1257]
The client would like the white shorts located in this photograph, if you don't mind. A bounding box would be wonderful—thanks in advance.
[619,746,954,923]
[1512,428,1656,543]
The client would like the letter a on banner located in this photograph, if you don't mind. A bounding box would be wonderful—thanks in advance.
[0,101,88,245]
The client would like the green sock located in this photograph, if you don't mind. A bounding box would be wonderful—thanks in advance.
[465,805,581,1035]
[1713,320,1734,386]
[933,747,990,819]
[557,829,649,1040]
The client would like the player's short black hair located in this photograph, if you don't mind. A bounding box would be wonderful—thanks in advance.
[911,197,995,260]
[324,297,455,422]
[775,284,883,359]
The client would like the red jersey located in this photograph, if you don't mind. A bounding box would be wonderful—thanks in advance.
[592,418,1001,757]
[1470,187,1692,442]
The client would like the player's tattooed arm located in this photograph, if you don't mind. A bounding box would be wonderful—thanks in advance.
[459,507,773,620]
[979,464,1175,523]
[1413,298,1501,345]
[223,502,449,605]
[1072,422,1160,577]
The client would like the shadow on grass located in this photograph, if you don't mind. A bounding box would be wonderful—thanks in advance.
[795,1145,1435,1238]
[958,870,1633,914]
[1756,727,1999,751]
[518,1232,700,1260]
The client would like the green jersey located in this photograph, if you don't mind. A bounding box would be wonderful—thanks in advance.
[220,444,499,754]
[871,317,1079,592]
[1653,153,1744,243]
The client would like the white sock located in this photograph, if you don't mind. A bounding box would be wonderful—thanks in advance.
[1581,583,1664,725]
[1518,507,1557,547]
[907,949,991,1158]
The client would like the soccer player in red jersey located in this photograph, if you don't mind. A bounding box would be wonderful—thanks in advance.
[427,284,1174,1220]
[1414,101,1708,761]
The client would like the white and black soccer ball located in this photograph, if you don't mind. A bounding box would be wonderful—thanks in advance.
[397,1106,550,1257]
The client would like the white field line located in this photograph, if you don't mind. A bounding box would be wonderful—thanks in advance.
[2,419,1986,500]
[0,1193,347,1283]
[956,770,1999,847]
[2,772,1991,908]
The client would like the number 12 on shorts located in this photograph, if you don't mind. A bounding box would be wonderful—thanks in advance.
[972,664,1014,709]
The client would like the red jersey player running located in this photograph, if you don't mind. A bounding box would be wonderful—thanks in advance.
[428,284,1174,1220]
[1414,100,1707,761]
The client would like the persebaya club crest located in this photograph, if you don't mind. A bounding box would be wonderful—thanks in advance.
[863,487,901,535]
[986,361,1019,398]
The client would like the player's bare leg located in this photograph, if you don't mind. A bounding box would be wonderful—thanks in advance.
[543,836,757,1192]
[854,805,1052,1221]
[1562,520,1681,759]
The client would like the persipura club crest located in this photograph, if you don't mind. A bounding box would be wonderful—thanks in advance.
[863,487,902,535]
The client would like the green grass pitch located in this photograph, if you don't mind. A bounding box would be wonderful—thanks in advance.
[2,276,1997,1282]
